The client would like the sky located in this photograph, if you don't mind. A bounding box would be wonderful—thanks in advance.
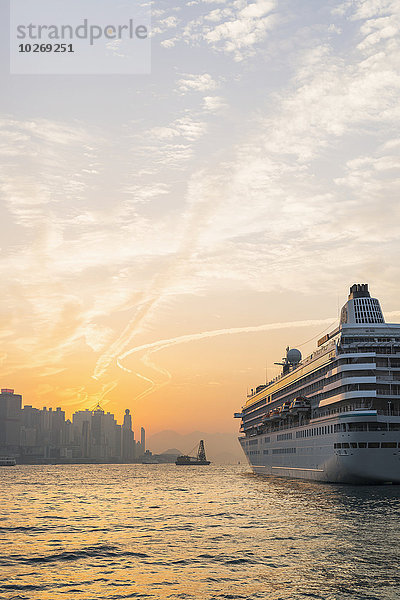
[0,0,400,436]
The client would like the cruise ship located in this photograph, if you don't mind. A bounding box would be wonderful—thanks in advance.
[235,285,400,484]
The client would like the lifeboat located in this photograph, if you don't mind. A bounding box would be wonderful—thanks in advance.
[289,397,310,415]
[279,401,291,416]
[270,408,281,420]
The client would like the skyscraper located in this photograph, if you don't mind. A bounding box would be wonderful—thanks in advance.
[122,409,135,461]
[123,408,132,430]
[141,426,145,453]
[0,388,22,451]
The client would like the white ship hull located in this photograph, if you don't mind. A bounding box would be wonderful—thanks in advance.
[240,413,400,484]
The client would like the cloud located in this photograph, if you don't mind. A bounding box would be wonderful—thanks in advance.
[117,316,337,400]
[149,116,207,141]
[177,73,218,93]
[84,325,115,352]
[160,37,178,48]
[152,15,180,35]
[184,0,278,61]
[202,95,228,112]
[0,118,98,226]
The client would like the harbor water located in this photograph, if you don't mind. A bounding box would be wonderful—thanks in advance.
[0,464,399,600]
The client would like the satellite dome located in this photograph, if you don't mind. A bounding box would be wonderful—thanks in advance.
[287,348,302,364]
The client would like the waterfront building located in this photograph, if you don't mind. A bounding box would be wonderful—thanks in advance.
[141,426,146,452]
[0,394,146,463]
[122,409,135,461]
[0,389,22,453]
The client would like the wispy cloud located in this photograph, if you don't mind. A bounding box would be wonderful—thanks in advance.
[117,317,336,400]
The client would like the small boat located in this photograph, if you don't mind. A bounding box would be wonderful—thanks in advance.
[0,456,16,466]
[270,408,281,420]
[279,401,291,416]
[175,440,211,465]
[289,397,310,415]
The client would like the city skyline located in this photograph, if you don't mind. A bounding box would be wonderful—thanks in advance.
[0,0,399,434]
[0,387,148,463]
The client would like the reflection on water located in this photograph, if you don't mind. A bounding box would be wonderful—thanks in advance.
[0,465,399,599]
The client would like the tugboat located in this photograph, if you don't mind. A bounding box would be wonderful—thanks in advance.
[175,440,211,465]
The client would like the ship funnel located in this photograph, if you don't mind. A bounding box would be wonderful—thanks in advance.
[340,284,385,325]
[348,283,370,299]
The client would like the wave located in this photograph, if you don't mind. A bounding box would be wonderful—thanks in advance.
[0,545,150,566]
[0,526,47,533]
[0,578,109,593]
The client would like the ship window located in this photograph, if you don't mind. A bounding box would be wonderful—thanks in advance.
[381,442,397,448]
[350,443,357,448]
[368,442,380,448]
[358,442,367,448]
[342,443,350,448]
[348,423,368,431]
[334,443,341,449]
[368,423,386,432]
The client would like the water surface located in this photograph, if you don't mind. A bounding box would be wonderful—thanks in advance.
[0,464,399,599]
